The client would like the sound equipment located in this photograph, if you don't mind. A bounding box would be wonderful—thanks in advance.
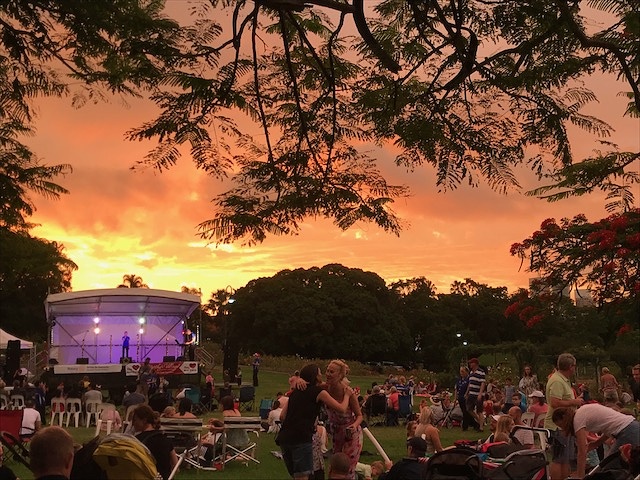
[5,340,20,383]
[176,356,185,361]
[120,357,131,364]
[76,357,89,364]
[163,355,176,362]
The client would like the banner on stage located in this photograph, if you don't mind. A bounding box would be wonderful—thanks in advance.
[125,361,199,376]
[54,364,123,374]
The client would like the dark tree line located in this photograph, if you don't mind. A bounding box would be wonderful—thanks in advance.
[215,265,638,372]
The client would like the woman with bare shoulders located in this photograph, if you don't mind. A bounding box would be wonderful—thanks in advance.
[278,363,352,480]
[325,359,363,479]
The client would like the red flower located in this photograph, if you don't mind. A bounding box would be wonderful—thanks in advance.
[617,324,632,337]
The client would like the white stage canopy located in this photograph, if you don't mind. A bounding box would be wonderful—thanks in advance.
[0,328,34,349]
[45,289,201,365]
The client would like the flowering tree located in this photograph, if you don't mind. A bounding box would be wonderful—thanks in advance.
[510,209,640,307]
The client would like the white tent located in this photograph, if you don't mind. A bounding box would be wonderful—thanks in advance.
[0,328,34,350]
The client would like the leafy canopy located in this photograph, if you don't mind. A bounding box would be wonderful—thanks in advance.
[1,0,638,244]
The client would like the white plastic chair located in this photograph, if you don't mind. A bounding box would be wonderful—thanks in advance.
[521,412,536,427]
[121,404,138,434]
[85,399,101,427]
[95,403,121,435]
[50,397,65,426]
[10,394,25,410]
[0,394,7,410]
[65,398,83,427]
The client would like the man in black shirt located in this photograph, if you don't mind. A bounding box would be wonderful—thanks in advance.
[379,437,428,480]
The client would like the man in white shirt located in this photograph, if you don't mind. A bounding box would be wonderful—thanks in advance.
[20,399,42,439]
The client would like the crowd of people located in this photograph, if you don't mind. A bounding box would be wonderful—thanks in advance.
[1,356,639,480]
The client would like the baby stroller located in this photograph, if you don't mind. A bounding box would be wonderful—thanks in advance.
[484,449,548,480]
[92,433,163,480]
[423,446,484,479]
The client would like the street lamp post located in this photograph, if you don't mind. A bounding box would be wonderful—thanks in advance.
[221,285,237,384]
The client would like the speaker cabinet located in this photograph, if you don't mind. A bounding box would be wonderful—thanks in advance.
[76,357,89,364]
[163,355,176,362]
[120,357,131,364]
[5,340,20,383]
[176,356,185,361]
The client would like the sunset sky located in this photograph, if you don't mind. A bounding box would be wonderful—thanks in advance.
[26,8,639,302]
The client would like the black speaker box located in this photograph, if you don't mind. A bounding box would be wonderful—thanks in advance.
[76,357,89,364]
[5,340,20,383]
[176,355,185,361]
[163,355,176,362]
[120,357,131,364]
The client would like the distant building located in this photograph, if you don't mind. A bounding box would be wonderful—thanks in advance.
[528,277,594,307]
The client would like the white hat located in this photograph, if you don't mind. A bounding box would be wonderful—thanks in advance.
[529,390,544,398]
[491,414,503,422]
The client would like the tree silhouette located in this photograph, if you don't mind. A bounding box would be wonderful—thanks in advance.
[117,274,149,289]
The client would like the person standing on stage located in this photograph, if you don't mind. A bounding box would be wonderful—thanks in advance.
[184,329,196,361]
[122,331,130,360]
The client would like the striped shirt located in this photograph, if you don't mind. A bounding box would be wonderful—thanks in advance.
[467,368,486,396]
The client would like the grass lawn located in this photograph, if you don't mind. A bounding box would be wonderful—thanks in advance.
[6,366,477,479]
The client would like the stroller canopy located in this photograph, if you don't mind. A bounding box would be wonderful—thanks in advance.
[93,433,159,480]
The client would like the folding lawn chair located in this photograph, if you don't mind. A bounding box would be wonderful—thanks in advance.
[220,416,261,469]
[259,399,273,420]
[0,409,30,470]
[238,386,255,411]
[423,447,484,480]
[159,417,203,471]
[364,394,387,426]
[398,394,413,423]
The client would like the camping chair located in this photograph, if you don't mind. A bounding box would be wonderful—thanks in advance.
[365,394,387,426]
[184,387,207,415]
[259,399,273,420]
[50,397,65,426]
[423,447,484,480]
[0,409,30,470]
[398,394,412,423]
[65,398,83,428]
[238,386,255,411]
[159,417,203,471]
[220,416,261,469]
[92,433,161,480]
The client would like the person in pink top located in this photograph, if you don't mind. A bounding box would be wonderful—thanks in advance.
[527,390,548,427]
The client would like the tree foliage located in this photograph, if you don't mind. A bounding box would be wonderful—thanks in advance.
[1,0,638,244]
[117,273,149,288]
[510,210,640,305]
[228,264,411,360]
[0,228,77,338]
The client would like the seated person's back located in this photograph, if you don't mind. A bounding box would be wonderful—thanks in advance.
[220,395,249,446]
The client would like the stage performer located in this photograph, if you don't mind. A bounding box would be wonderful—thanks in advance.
[122,331,130,360]
[184,329,196,361]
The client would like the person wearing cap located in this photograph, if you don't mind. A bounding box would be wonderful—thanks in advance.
[464,358,486,432]
[527,390,548,427]
[378,437,428,480]
[544,352,584,480]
